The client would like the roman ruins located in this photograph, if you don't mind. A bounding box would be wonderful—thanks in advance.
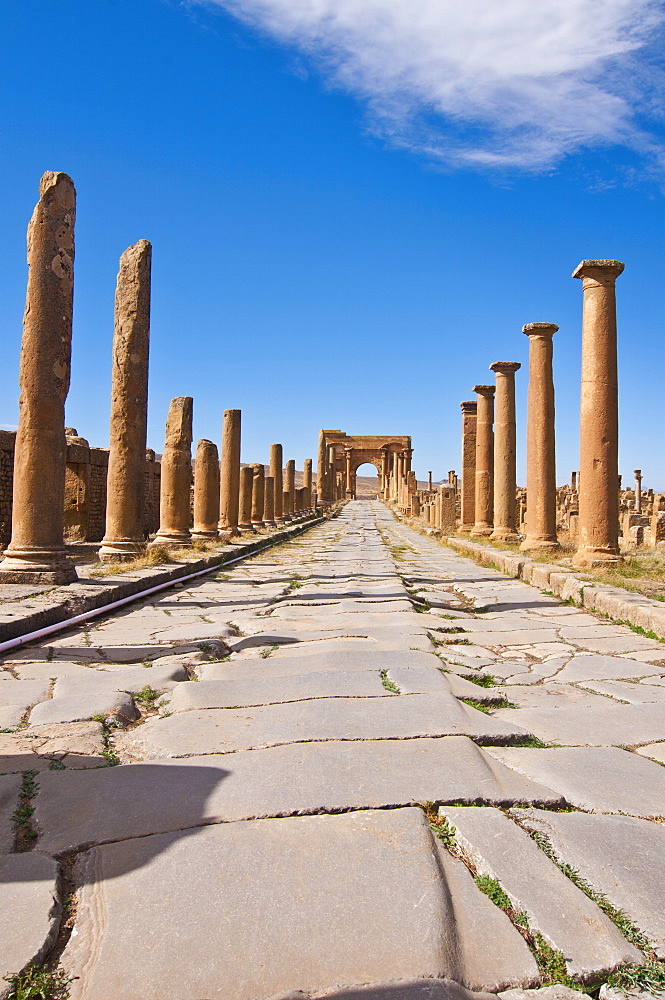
[149,396,193,549]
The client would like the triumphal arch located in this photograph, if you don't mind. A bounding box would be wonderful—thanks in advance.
[317,430,412,500]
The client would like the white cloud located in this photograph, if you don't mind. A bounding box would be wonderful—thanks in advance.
[201,0,665,170]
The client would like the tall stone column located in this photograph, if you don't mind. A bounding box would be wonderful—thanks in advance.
[303,458,312,508]
[634,470,642,514]
[283,490,291,515]
[270,443,284,522]
[149,397,193,549]
[285,460,296,516]
[238,465,254,531]
[521,323,559,552]
[572,260,624,567]
[250,464,265,530]
[344,449,353,497]
[99,240,152,562]
[471,385,495,536]
[428,472,433,491]
[192,439,220,540]
[460,404,478,530]
[489,362,521,541]
[264,476,276,527]
[0,172,78,583]
[317,431,327,501]
[219,409,241,537]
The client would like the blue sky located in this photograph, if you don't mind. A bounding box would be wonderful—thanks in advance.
[1,0,663,487]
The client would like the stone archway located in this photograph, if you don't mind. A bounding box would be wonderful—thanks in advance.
[317,431,412,501]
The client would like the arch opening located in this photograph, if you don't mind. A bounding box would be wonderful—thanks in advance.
[353,463,380,499]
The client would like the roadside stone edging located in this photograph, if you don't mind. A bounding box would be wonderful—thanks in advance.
[0,516,325,644]
[440,534,665,639]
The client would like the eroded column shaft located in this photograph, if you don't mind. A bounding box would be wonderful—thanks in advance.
[521,324,559,551]
[472,385,495,535]
[251,464,265,529]
[490,362,520,540]
[270,444,284,521]
[238,465,254,531]
[285,460,295,516]
[219,409,241,537]
[192,439,220,539]
[150,397,193,548]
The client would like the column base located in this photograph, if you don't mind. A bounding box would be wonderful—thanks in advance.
[217,530,234,544]
[238,524,256,534]
[490,528,520,542]
[470,525,493,537]
[572,545,622,568]
[98,538,147,563]
[0,546,78,584]
[218,524,241,538]
[264,520,278,528]
[148,532,191,550]
[251,521,264,531]
[191,530,220,541]
[520,537,559,553]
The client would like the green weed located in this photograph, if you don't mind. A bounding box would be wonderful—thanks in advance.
[379,670,400,694]
[4,964,72,1000]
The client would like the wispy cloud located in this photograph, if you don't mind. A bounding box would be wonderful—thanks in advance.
[200,0,665,171]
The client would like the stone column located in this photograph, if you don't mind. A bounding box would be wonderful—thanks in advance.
[317,431,327,501]
[149,397,193,549]
[489,362,521,541]
[269,443,284,522]
[238,465,254,531]
[428,472,433,491]
[99,240,152,561]
[285,460,296,516]
[283,490,291,515]
[250,464,265,530]
[264,476,276,527]
[303,458,312,509]
[471,385,495,536]
[459,404,478,531]
[219,409,241,538]
[344,449,353,497]
[521,324,559,552]
[634,470,642,514]
[572,260,624,567]
[571,472,577,491]
[412,495,421,518]
[0,172,78,583]
[191,439,220,540]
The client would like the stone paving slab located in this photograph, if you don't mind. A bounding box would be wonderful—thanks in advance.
[35,736,564,854]
[517,808,665,957]
[581,680,665,703]
[386,666,451,694]
[0,852,61,998]
[635,741,665,764]
[166,671,391,712]
[485,746,665,816]
[53,662,187,699]
[29,689,139,727]
[0,721,106,773]
[493,701,665,746]
[277,979,496,999]
[439,806,640,978]
[61,807,537,1000]
[119,693,531,758]
[201,649,443,680]
[0,678,51,708]
[553,655,663,684]
[0,772,22,850]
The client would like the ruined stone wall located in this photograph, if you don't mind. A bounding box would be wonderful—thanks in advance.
[0,429,161,547]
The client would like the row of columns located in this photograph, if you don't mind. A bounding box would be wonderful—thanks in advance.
[459,260,624,566]
[0,173,316,585]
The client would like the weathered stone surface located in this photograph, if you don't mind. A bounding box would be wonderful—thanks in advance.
[201,650,445,681]
[493,701,665,746]
[0,721,105,773]
[517,808,665,958]
[166,671,388,712]
[0,852,61,997]
[0,773,23,850]
[554,655,662,684]
[0,678,50,707]
[277,978,496,999]
[35,736,563,854]
[499,986,584,1000]
[386,666,451,694]
[120,693,529,758]
[439,806,640,977]
[581,680,665,703]
[635,741,665,764]
[485,746,665,816]
[29,690,138,726]
[53,662,186,699]
[62,808,536,1000]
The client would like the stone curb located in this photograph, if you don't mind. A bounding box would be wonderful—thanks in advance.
[0,515,325,644]
[440,534,665,639]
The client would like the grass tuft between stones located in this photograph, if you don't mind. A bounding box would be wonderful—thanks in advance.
[3,963,73,1000]
[379,670,400,694]
[12,770,39,848]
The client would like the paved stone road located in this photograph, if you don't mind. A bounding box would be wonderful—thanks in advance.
[1,500,664,999]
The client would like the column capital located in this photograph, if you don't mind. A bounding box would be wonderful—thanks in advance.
[460,400,477,413]
[489,361,521,375]
[572,259,624,282]
[634,469,642,478]
[523,322,558,337]
[473,384,495,397]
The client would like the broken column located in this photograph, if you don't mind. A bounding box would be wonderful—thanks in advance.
[149,397,193,549]
[270,443,284,523]
[471,385,495,536]
[572,260,624,567]
[490,362,521,541]
[285,460,296,517]
[459,401,477,532]
[303,458,312,509]
[634,470,643,514]
[219,409,241,538]
[0,172,78,583]
[250,464,265,530]
[99,240,152,562]
[521,323,559,552]
[264,476,276,527]
[192,439,220,540]
[317,431,328,501]
[238,465,254,532]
